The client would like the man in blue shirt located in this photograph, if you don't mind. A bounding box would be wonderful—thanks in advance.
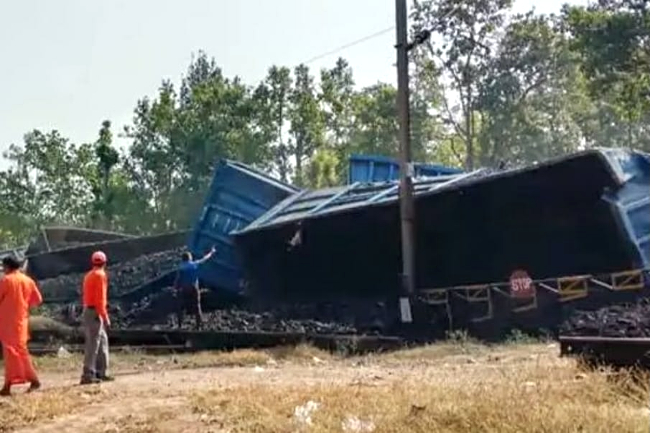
[174,247,215,330]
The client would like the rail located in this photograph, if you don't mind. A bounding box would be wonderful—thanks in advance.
[24,329,405,356]
[559,336,650,368]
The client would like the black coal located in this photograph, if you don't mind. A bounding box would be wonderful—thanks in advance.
[38,249,182,300]
[47,286,393,336]
[561,298,650,338]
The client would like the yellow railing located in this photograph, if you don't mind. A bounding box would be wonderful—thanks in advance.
[419,269,647,324]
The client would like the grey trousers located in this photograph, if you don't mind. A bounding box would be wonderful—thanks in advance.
[81,308,109,380]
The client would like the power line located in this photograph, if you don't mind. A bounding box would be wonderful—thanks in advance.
[298,3,462,67]
[301,26,395,65]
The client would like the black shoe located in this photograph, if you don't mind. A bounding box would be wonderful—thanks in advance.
[27,381,41,393]
[96,375,115,382]
[80,377,101,385]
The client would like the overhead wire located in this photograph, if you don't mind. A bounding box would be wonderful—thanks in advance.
[297,2,463,66]
[301,26,395,65]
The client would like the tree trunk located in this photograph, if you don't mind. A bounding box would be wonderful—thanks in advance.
[294,136,304,187]
[465,100,474,171]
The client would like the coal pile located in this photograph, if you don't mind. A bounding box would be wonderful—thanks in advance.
[561,299,650,337]
[113,288,179,328]
[182,309,358,334]
[39,289,175,328]
[107,289,390,335]
[39,249,182,300]
[256,300,392,334]
[46,297,389,336]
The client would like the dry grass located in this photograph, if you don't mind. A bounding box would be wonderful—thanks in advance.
[269,343,333,362]
[192,379,647,433]
[30,344,332,374]
[0,386,111,432]
[191,344,650,433]
[1,341,648,432]
[0,348,279,430]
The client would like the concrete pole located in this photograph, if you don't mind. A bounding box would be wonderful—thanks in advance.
[395,0,415,323]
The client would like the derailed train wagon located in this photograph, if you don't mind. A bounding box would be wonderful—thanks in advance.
[189,160,299,293]
[26,226,134,255]
[348,154,462,183]
[233,148,650,336]
[27,231,189,281]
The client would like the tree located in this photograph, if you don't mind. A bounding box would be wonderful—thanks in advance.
[179,51,223,106]
[89,120,120,229]
[348,83,399,157]
[124,81,184,232]
[476,13,591,166]
[563,1,650,147]
[176,65,269,185]
[0,130,95,243]
[345,81,443,165]
[254,66,293,182]
[124,53,274,230]
[319,58,356,170]
[8,31,650,246]
[411,0,513,170]
[306,148,339,188]
[288,64,325,186]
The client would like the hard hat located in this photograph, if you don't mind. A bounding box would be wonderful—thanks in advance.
[91,251,107,265]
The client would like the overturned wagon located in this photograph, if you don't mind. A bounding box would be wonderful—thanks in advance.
[189,160,299,293]
[26,226,134,255]
[28,231,188,281]
[233,148,650,336]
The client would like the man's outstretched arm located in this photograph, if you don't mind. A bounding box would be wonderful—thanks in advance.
[196,247,216,265]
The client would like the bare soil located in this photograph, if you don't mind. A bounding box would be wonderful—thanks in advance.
[1,342,647,433]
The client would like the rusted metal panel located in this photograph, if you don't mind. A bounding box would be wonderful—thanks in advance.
[27,230,189,280]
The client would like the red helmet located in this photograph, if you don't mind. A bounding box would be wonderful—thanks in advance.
[91,251,107,265]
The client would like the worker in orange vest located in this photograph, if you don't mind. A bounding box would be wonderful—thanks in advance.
[80,251,114,385]
[0,256,42,396]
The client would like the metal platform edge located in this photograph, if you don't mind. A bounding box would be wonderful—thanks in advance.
[559,335,650,368]
[27,329,405,356]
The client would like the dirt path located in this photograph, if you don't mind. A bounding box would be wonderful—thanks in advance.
[13,361,411,433]
[7,343,642,433]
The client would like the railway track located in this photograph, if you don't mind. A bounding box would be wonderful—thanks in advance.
[25,329,404,356]
[559,335,650,368]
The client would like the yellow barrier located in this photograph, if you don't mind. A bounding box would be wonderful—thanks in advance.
[557,276,590,302]
[611,270,644,291]
[418,269,646,326]
[453,285,492,322]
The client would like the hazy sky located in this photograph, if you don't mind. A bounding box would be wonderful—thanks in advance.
[0,0,589,159]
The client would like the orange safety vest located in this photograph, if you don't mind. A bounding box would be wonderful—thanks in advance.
[82,268,109,322]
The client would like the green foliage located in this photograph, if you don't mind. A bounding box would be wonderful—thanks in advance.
[505,329,541,345]
[563,1,650,148]
[90,120,121,229]
[289,64,326,186]
[254,65,293,182]
[1,1,649,245]
[477,13,590,166]
[412,0,514,170]
[0,130,95,245]
[307,148,340,188]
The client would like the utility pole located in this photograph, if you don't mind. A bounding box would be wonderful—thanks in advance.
[395,0,415,324]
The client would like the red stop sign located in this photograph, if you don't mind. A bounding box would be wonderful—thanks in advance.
[510,270,534,299]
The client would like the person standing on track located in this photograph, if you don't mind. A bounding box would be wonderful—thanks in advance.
[174,247,216,330]
[80,251,114,385]
[0,256,42,396]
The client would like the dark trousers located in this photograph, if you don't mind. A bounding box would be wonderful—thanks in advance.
[81,308,109,380]
[175,285,203,330]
